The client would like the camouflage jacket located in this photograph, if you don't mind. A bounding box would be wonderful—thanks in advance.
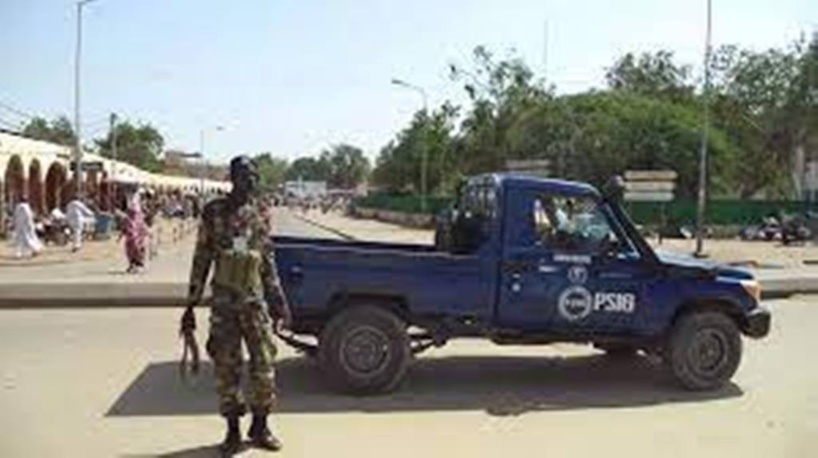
[188,196,285,308]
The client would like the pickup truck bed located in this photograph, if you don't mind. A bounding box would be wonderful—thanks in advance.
[274,236,495,327]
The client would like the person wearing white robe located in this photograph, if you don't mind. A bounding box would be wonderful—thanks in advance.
[12,199,43,258]
[66,198,95,252]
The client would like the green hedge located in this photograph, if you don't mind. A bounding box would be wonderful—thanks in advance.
[625,200,816,226]
[356,193,817,226]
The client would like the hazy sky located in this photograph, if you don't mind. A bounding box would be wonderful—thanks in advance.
[0,0,814,163]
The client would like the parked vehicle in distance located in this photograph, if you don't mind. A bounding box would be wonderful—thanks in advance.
[273,174,771,395]
[740,216,782,241]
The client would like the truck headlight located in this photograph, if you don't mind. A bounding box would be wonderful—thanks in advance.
[741,280,762,303]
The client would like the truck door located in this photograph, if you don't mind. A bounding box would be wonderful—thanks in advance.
[498,189,653,334]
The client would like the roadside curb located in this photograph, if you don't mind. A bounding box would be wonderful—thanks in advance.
[291,213,358,241]
[759,277,818,299]
[0,282,187,309]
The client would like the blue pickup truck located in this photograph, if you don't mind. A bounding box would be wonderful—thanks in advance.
[273,174,770,395]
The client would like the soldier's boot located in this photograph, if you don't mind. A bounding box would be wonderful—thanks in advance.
[248,414,282,451]
[219,416,242,457]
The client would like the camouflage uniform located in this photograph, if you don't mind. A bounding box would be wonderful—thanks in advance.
[188,196,286,418]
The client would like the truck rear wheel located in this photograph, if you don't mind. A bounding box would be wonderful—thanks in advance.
[667,310,742,391]
[318,305,411,395]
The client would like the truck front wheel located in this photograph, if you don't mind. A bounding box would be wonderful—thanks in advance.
[318,305,411,395]
[667,311,742,391]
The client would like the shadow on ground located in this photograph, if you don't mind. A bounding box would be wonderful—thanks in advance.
[107,354,742,418]
[121,443,225,458]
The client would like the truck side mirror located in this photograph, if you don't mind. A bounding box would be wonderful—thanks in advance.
[605,235,621,257]
[603,176,626,202]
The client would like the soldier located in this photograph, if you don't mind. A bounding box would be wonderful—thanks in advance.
[181,155,292,456]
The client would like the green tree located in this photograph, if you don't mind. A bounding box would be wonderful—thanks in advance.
[95,121,164,172]
[372,103,458,194]
[319,144,371,189]
[449,46,551,175]
[374,39,814,202]
[284,156,331,182]
[605,50,694,102]
[21,116,77,147]
[709,39,815,197]
[253,153,289,190]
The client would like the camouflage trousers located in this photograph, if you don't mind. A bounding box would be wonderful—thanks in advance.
[206,289,278,417]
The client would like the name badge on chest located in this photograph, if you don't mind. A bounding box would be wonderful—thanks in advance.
[232,235,249,253]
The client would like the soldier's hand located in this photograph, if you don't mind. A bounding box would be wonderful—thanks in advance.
[180,303,197,334]
[274,306,292,333]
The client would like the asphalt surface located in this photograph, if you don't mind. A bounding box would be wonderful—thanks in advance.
[0,296,815,457]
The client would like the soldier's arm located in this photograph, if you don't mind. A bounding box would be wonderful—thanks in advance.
[259,214,291,325]
[188,205,215,306]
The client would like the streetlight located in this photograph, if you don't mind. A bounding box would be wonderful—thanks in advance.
[73,0,102,199]
[391,78,429,213]
[199,126,225,194]
[695,0,713,257]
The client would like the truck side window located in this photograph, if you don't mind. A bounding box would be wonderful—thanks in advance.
[531,195,617,254]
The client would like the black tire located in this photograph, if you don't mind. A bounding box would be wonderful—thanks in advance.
[667,311,742,391]
[318,305,411,395]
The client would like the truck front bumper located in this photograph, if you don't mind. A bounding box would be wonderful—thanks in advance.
[742,306,771,338]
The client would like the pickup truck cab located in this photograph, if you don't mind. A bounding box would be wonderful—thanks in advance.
[273,174,770,394]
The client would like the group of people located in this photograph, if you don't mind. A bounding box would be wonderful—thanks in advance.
[10,195,96,258]
[7,187,160,273]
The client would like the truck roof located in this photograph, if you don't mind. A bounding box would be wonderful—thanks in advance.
[470,173,600,197]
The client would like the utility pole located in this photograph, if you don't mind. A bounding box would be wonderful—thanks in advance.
[73,0,100,198]
[391,78,429,213]
[695,0,712,257]
[542,20,549,81]
[73,2,85,197]
[199,126,224,196]
[109,112,118,161]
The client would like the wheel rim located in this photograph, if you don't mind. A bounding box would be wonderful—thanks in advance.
[340,325,391,376]
[688,328,729,377]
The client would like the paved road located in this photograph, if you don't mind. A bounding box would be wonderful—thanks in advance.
[0,296,815,457]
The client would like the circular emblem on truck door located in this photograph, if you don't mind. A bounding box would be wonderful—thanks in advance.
[558,286,593,321]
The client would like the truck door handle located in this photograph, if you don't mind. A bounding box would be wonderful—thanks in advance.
[289,266,304,280]
[598,271,633,280]
[510,273,522,293]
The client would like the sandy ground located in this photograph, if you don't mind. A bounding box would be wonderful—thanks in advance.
[652,238,818,268]
[0,296,814,458]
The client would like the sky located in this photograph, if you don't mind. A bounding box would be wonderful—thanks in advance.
[0,0,814,164]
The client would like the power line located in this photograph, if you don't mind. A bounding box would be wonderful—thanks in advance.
[0,117,22,131]
[82,115,111,130]
[0,100,35,121]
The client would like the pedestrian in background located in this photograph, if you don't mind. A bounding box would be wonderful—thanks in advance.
[11,197,43,259]
[66,196,94,252]
[119,206,149,273]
